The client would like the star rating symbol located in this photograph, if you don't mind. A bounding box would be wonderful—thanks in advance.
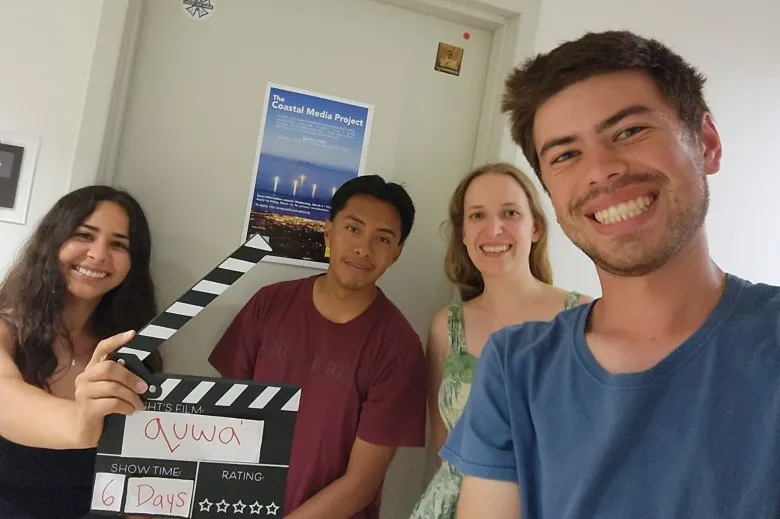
[216,499,229,513]
[197,496,277,515]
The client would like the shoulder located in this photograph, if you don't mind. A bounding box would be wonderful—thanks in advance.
[426,303,457,360]
[729,274,780,309]
[485,302,588,378]
[366,292,425,371]
[242,275,315,313]
[430,304,451,330]
[572,291,595,305]
[374,291,422,347]
[550,286,593,310]
[724,274,780,330]
[429,303,457,340]
[258,275,314,299]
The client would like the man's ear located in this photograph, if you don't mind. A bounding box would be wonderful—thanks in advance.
[700,112,722,176]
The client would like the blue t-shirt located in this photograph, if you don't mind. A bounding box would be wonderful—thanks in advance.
[441,274,780,518]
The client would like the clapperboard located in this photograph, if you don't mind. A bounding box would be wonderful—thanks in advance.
[90,235,301,518]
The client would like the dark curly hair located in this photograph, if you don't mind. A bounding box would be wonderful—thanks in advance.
[0,185,161,390]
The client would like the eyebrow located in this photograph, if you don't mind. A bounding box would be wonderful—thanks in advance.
[345,214,398,237]
[596,105,652,132]
[538,104,653,160]
[79,223,130,241]
[466,202,521,210]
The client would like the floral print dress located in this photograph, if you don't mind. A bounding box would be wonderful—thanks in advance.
[409,292,582,519]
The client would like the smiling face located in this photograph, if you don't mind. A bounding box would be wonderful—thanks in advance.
[534,71,722,276]
[324,194,403,291]
[462,172,541,278]
[58,201,132,303]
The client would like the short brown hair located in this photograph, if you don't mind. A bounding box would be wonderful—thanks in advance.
[444,162,553,302]
[501,30,710,182]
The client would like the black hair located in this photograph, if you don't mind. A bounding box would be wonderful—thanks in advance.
[0,185,161,390]
[329,175,416,244]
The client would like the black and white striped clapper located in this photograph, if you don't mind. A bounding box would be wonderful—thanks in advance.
[109,234,273,387]
[91,235,302,518]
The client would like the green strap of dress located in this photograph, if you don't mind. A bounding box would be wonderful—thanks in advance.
[563,291,581,310]
[447,303,467,356]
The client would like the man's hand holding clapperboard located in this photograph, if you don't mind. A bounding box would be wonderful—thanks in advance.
[88,235,301,518]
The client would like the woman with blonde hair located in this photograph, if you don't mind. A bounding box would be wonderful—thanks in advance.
[410,162,589,518]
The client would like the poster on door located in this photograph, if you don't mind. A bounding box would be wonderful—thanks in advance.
[243,83,374,269]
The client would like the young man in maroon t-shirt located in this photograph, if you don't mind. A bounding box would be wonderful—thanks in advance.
[208,175,427,519]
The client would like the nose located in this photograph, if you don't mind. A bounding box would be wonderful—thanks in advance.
[584,143,629,185]
[87,238,110,262]
[352,234,373,258]
[489,215,503,236]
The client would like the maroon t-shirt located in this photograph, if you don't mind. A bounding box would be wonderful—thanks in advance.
[208,275,427,518]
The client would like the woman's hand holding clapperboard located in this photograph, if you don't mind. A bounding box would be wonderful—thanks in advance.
[72,330,149,449]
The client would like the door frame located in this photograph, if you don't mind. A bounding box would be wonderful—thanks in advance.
[87,0,540,187]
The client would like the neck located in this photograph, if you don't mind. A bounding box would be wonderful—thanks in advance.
[477,267,547,312]
[594,231,725,338]
[314,272,377,322]
[61,296,99,348]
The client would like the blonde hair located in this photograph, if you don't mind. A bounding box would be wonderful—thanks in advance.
[444,162,553,302]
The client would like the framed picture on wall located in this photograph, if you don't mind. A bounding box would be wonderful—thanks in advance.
[0,143,24,209]
[0,132,39,225]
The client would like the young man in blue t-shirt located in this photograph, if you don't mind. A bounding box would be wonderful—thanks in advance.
[441,30,780,518]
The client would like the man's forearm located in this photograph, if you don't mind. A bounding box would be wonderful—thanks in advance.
[285,474,376,519]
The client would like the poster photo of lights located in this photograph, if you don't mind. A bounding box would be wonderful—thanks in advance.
[242,83,374,269]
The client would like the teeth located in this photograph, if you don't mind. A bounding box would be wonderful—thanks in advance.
[594,195,654,225]
[481,244,510,253]
[74,266,108,279]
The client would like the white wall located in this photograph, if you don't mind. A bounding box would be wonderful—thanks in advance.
[512,0,780,298]
[0,0,131,276]
[11,1,775,330]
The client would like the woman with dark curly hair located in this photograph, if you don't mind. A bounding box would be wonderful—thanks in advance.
[0,185,162,518]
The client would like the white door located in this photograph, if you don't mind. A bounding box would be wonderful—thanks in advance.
[111,0,492,516]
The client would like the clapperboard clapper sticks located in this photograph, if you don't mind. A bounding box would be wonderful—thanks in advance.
[90,235,301,518]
